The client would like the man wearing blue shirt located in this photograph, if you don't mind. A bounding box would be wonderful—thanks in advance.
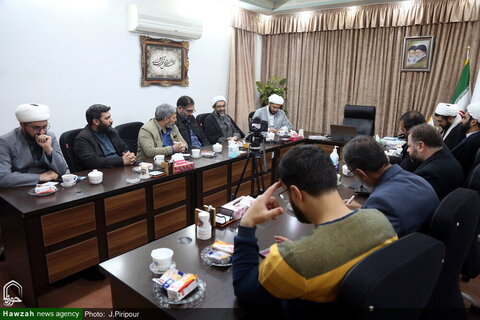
[343,136,439,236]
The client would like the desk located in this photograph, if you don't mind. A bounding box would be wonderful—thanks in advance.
[0,136,347,306]
[99,180,359,319]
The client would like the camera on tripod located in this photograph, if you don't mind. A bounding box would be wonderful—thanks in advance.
[247,117,268,151]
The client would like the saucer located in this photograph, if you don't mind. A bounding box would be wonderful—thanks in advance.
[150,261,176,275]
[61,182,76,187]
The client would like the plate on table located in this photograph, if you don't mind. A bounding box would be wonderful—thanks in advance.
[201,151,215,158]
[27,188,58,197]
[153,278,206,308]
[200,246,232,267]
[150,261,176,275]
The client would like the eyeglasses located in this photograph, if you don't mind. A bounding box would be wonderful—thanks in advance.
[277,187,290,204]
[184,109,196,114]
[27,123,50,133]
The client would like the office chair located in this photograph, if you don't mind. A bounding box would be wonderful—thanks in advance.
[59,129,83,173]
[342,105,376,136]
[196,113,210,128]
[248,111,255,122]
[424,188,480,319]
[115,122,143,153]
[336,232,444,320]
[474,148,480,167]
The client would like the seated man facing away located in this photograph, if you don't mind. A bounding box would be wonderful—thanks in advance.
[0,103,67,187]
[137,103,187,161]
[395,110,426,172]
[233,145,397,307]
[434,103,464,150]
[202,95,244,144]
[408,124,464,200]
[452,102,480,178]
[344,136,439,237]
[175,95,209,150]
[75,104,136,170]
[252,94,292,133]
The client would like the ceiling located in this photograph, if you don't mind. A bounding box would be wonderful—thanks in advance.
[237,0,403,14]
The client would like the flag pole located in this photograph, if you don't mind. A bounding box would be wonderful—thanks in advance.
[467,45,471,61]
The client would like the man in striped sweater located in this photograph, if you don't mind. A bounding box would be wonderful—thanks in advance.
[232,145,397,308]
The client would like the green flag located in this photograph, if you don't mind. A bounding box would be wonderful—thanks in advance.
[451,58,471,112]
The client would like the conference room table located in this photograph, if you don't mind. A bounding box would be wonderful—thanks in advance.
[0,134,349,307]
[99,176,361,319]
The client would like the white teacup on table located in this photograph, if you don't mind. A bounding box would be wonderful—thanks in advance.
[151,248,174,272]
[154,154,165,165]
[61,174,77,187]
[192,149,201,158]
[213,143,222,153]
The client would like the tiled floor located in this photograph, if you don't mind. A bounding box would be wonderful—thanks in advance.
[1,260,479,313]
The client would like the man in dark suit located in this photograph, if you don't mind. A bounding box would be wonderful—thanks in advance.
[393,110,426,172]
[202,96,244,144]
[175,96,210,150]
[408,124,463,200]
[434,102,464,150]
[452,102,480,178]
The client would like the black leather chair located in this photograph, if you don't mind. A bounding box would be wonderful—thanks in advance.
[474,148,480,167]
[115,122,143,153]
[424,188,480,318]
[466,163,480,193]
[248,111,255,121]
[196,113,210,128]
[342,105,376,136]
[59,129,83,173]
[337,233,444,320]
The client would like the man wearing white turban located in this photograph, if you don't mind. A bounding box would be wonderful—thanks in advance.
[252,94,292,133]
[202,96,244,144]
[434,103,464,150]
[0,103,67,187]
[452,102,480,177]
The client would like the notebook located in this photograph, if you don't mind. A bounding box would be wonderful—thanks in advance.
[330,125,357,142]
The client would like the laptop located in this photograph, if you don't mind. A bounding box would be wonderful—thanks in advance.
[330,125,357,142]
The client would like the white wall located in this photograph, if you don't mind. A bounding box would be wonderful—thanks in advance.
[0,0,236,136]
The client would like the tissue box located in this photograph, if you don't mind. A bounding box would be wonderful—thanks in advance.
[167,274,198,302]
[173,160,194,173]
[220,196,255,220]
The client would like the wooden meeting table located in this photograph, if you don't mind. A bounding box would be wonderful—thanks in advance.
[99,178,362,319]
[0,135,349,307]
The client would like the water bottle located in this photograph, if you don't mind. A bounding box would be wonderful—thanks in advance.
[330,146,339,171]
[228,141,238,158]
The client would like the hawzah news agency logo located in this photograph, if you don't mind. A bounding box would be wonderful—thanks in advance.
[3,280,22,306]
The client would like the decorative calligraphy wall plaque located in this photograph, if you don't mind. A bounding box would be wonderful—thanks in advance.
[140,36,189,87]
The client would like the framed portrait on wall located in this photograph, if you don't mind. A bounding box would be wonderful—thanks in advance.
[401,36,434,72]
[140,36,189,87]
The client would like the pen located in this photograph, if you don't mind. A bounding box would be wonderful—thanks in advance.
[346,195,356,205]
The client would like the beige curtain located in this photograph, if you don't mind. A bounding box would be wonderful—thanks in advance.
[261,21,480,136]
[228,28,256,132]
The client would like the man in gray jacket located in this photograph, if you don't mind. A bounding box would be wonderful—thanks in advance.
[0,103,67,187]
[252,94,292,133]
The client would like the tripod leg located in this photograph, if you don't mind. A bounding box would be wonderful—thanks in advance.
[232,155,251,200]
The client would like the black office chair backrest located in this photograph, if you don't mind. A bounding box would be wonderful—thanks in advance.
[196,113,210,128]
[474,148,480,168]
[59,129,83,173]
[248,111,255,121]
[337,233,444,319]
[342,105,376,136]
[466,163,480,193]
[426,188,480,311]
[115,122,143,153]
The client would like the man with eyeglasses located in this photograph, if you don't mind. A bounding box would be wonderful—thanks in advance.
[75,104,136,171]
[343,136,439,237]
[175,96,209,150]
[232,145,397,308]
[252,94,292,133]
[0,103,67,187]
[202,96,244,144]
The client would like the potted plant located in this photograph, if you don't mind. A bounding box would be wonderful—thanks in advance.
[256,77,287,109]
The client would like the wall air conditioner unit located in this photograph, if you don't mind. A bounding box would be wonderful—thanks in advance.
[128,4,203,40]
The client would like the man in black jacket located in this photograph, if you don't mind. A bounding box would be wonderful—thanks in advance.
[395,110,426,172]
[74,104,136,171]
[408,124,463,200]
[175,96,209,149]
[203,96,244,144]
